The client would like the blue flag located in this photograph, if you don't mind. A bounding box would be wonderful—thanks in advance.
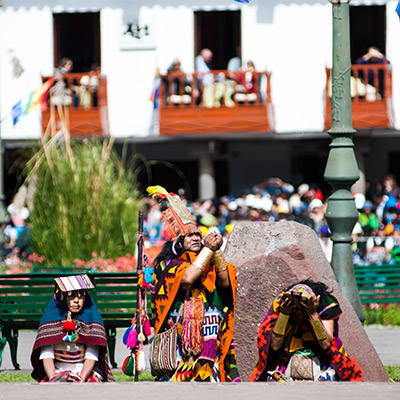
[397,1,400,19]
[12,101,23,125]
[234,0,251,3]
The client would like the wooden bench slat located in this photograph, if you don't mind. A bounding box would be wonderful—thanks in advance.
[0,288,54,294]
[354,263,400,304]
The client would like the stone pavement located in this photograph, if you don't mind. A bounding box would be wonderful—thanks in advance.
[0,328,399,399]
[0,381,399,400]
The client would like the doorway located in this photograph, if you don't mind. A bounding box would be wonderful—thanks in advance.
[194,10,241,70]
[350,5,386,63]
[53,12,101,72]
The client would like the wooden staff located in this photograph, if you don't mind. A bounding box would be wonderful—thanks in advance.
[135,209,144,382]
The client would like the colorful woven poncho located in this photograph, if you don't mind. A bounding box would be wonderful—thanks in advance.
[31,294,114,382]
[249,291,364,382]
[153,250,239,382]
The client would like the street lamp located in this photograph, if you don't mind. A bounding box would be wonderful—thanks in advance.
[324,0,365,322]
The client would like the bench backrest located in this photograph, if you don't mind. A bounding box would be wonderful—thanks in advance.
[354,264,400,304]
[0,272,139,330]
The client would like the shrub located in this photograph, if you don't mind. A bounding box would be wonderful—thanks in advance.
[26,138,142,265]
[364,303,400,326]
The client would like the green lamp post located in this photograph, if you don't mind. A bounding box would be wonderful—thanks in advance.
[324,0,365,322]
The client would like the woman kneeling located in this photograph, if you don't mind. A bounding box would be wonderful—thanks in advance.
[250,280,364,382]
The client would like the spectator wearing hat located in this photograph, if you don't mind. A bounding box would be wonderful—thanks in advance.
[309,199,325,234]
[366,224,394,265]
[351,222,367,265]
[359,201,379,232]
[293,203,314,230]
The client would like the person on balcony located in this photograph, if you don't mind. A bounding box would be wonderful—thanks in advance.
[249,280,364,382]
[31,274,114,383]
[235,60,258,104]
[225,50,242,107]
[165,59,193,106]
[195,49,224,108]
[51,57,73,107]
[356,46,388,66]
[355,46,389,99]
[147,185,239,382]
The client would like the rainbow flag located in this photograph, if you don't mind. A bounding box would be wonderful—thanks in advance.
[11,77,55,125]
[25,77,55,113]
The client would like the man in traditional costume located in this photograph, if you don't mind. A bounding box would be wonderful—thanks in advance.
[249,280,364,382]
[148,186,239,382]
[31,274,114,382]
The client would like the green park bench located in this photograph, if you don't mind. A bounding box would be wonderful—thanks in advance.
[354,263,400,304]
[0,271,141,370]
[31,266,96,274]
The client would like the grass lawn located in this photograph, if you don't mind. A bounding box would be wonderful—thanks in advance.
[0,368,398,382]
[0,371,155,383]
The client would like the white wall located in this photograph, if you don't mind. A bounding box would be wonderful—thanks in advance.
[100,7,157,137]
[0,6,53,139]
[269,3,332,133]
[1,1,398,138]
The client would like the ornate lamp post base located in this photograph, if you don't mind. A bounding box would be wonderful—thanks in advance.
[325,0,365,322]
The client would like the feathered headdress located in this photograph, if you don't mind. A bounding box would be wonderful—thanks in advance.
[147,185,200,240]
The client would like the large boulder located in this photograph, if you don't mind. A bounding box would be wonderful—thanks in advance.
[224,220,389,382]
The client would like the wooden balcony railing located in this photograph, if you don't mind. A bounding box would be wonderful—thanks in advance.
[159,70,274,135]
[41,72,109,136]
[324,63,394,130]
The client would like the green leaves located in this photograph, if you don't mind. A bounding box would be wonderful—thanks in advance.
[28,139,142,265]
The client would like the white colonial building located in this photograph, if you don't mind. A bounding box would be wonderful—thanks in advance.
[1,0,399,200]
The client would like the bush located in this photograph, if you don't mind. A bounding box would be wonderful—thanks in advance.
[364,303,400,326]
[26,138,142,265]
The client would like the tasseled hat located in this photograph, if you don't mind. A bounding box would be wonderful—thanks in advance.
[147,185,200,240]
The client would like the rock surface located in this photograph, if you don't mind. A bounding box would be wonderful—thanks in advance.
[224,220,389,382]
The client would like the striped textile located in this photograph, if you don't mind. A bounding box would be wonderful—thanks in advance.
[54,349,85,363]
[54,274,95,292]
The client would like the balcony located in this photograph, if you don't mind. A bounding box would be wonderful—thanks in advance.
[158,70,274,135]
[324,64,394,130]
[41,72,109,136]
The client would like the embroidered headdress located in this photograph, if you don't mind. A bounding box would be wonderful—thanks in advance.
[147,185,200,240]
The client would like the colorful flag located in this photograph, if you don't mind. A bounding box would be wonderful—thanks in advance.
[234,0,251,3]
[25,77,55,113]
[11,77,55,125]
[12,101,23,126]
[149,68,161,109]
[396,1,400,19]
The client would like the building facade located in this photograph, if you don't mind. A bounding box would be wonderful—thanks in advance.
[1,0,399,200]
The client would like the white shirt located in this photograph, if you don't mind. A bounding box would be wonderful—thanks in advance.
[40,341,99,376]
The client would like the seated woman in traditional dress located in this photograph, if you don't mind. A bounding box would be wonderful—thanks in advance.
[249,280,364,382]
[31,275,114,382]
[148,185,239,382]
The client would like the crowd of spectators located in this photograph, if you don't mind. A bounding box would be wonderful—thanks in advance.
[143,174,400,267]
[0,203,33,263]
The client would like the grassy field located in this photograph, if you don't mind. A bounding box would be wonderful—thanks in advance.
[0,371,155,383]
[0,368,398,382]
